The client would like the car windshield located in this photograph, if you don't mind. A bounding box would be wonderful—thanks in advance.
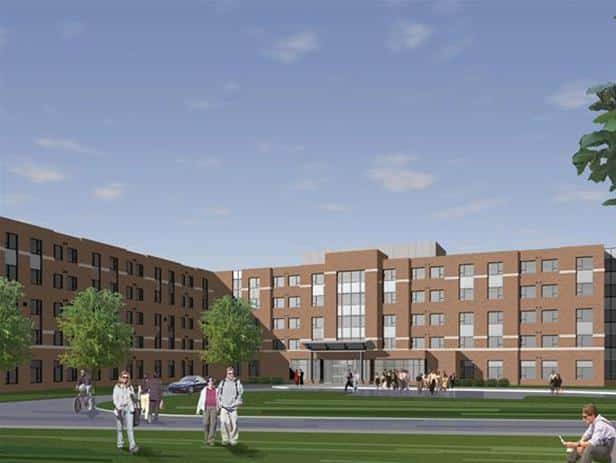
[179,376,201,383]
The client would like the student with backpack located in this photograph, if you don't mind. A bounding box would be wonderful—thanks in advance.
[217,366,244,446]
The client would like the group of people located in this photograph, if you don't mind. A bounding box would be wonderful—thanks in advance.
[344,370,361,392]
[374,370,410,391]
[416,370,456,395]
[549,371,564,395]
[110,365,244,454]
[292,368,305,387]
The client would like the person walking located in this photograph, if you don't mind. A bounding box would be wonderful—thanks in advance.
[217,366,244,446]
[352,371,359,393]
[299,369,304,387]
[293,369,300,387]
[148,371,162,423]
[344,370,354,392]
[562,404,616,462]
[112,370,139,454]
[138,374,150,423]
[196,377,219,446]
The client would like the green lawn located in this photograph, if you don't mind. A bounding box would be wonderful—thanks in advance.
[0,428,572,463]
[0,387,113,403]
[99,390,616,419]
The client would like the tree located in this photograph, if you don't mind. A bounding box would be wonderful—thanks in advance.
[199,295,262,368]
[57,288,132,383]
[0,277,32,372]
[571,82,616,206]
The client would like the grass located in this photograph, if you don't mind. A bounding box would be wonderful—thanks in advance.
[99,390,616,419]
[0,387,113,403]
[0,428,573,463]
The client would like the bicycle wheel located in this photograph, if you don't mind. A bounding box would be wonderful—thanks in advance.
[73,397,81,414]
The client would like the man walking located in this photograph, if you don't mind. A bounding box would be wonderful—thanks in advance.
[562,404,616,462]
[217,366,243,446]
[148,372,162,423]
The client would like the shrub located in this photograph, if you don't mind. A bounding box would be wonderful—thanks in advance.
[459,378,473,387]
[472,378,485,387]
[497,378,510,387]
[486,379,498,387]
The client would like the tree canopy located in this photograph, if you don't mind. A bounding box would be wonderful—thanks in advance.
[0,277,32,372]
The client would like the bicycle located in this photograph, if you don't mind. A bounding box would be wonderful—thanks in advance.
[74,385,96,417]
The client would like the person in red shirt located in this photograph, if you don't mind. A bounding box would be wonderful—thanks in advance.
[293,369,299,387]
[196,377,219,446]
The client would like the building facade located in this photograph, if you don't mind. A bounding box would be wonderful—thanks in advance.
[0,216,612,390]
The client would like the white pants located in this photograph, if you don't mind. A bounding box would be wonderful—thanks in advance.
[78,384,92,395]
[139,393,150,420]
[115,409,137,450]
[219,408,239,444]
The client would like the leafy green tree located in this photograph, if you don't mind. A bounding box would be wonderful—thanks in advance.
[0,277,32,372]
[199,295,262,367]
[58,288,132,383]
[572,82,616,206]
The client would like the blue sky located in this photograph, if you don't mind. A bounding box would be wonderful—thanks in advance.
[1,0,615,270]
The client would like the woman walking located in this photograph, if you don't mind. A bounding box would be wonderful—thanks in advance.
[112,370,139,454]
[196,377,219,446]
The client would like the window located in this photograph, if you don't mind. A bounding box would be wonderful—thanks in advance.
[134,336,144,348]
[520,285,536,299]
[411,313,425,326]
[273,318,285,330]
[288,339,300,350]
[488,311,503,348]
[411,290,425,303]
[312,317,324,341]
[68,367,78,382]
[53,273,63,289]
[520,335,536,348]
[53,244,63,261]
[542,309,559,324]
[289,275,300,287]
[249,277,260,308]
[520,310,536,324]
[53,303,63,317]
[5,367,18,385]
[67,247,78,264]
[459,263,474,277]
[411,337,425,349]
[202,278,208,310]
[168,270,176,305]
[383,269,396,304]
[274,276,285,288]
[542,360,558,379]
[232,270,242,299]
[411,267,426,280]
[136,287,144,301]
[273,297,285,309]
[430,336,444,349]
[460,359,474,379]
[542,259,558,273]
[289,318,300,329]
[576,361,593,380]
[137,311,144,325]
[576,257,594,296]
[137,264,144,278]
[383,315,396,349]
[53,360,63,383]
[126,310,134,325]
[542,335,559,347]
[520,260,536,274]
[459,264,474,301]
[430,289,444,303]
[53,331,63,346]
[312,273,324,307]
[520,360,536,380]
[29,238,42,286]
[30,299,42,345]
[30,360,42,384]
[273,339,285,350]
[126,286,134,300]
[576,308,593,347]
[487,360,503,380]
[289,296,301,308]
[430,313,444,326]
[68,276,77,291]
[459,312,474,348]
[430,266,444,279]
[542,285,559,299]
[154,267,162,303]
[5,232,18,281]
[337,270,365,340]
[168,360,175,378]
[488,262,504,300]
[248,360,260,377]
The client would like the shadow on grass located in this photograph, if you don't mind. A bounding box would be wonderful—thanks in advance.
[226,443,263,459]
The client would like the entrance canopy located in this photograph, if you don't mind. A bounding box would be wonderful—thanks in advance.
[303,341,375,351]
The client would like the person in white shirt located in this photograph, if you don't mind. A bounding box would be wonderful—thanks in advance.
[563,404,616,463]
[112,370,139,454]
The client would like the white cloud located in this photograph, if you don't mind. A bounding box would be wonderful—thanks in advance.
[35,137,96,154]
[185,99,212,110]
[367,153,434,192]
[554,186,605,203]
[547,82,595,110]
[265,31,318,63]
[437,36,473,61]
[94,183,124,201]
[387,22,432,52]
[60,21,85,39]
[207,207,231,217]
[319,203,348,213]
[433,199,504,220]
[10,164,66,183]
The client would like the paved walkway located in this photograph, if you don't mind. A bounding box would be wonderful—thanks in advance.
[0,394,587,436]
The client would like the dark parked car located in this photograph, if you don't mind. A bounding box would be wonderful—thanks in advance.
[167,375,207,394]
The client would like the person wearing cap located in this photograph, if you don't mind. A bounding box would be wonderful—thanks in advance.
[196,377,219,446]
[562,403,616,462]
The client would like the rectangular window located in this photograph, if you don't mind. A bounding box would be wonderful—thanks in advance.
[289,296,301,308]
[29,238,42,286]
[248,277,260,308]
[430,266,444,279]
[520,310,536,324]
[288,339,300,350]
[67,247,78,264]
[383,269,396,304]
[520,335,536,348]
[542,309,559,324]
[273,339,285,350]
[337,270,365,340]
[487,360,503,380]
[430,289,444,303]
[53,303,63,317]
[542,335,559,348]
[289,318,300,329]
[520,285,536,299]
[312,273,324,307]
[289,275,300,287]
[459,312,474,348]
[68,276,77,291]
[542,284,559,298]
[312,317,324,341]
[274,276,285,288]
[430,336,444,349]
[383,315,396,349]
[248,360,259,377]
[430,313,444,326]
[202,278,208,310]
[53,273,63,289]
[411,313,425,326]
[488,262,504,300]
[411,290,425,303]
[411,267,426,280]
[137,264,144,278]
[5,232,18,281]
[576,308,593,347]
[126,286,133,300]
[576,257,594,296]
[30,360,42,384]
[460,360,474,379]
[520,260,536,274]
[273,297,285,309]
[168,270,176,305]
[576,360,593,380]
[5,367,18,385]
[459,263,474,277]
[53,360,63,383]
[232,270,242,299]
[542,259,559,273]
[520,360,536,379]
[273,318,285,330]
[168,360,175,378]
[411,337,425,349]
[53,244,63,261]
[542,360,558,380]
[53,331,63,346]
[488,311,503,348]
[136,287,144,301]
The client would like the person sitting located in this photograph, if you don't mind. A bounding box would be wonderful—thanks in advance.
[562,403,616,463]
[77,369,92,396]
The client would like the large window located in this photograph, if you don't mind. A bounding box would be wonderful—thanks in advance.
[542,284,559,299]
[430,313,444,326]
[542,259,559,273]
[411,337,425,349]
[520,260,536,274]
[576,308,593,347]
[542,360,558,380]
[520,360,536,380]
[288,339,300,350]
[5,233,18,281]
[383,269,396,304]
[430,266,444,279]
[542,309,559,324]
[273,276,285,288]
[542,335,559,348]
[459,312,474,348]
[249,277,260,308]
[430,289,444,303]
[411,267,426,280]
[289,296,301,308]
[312,317,324,341]
[232,270,242,299]
[289,318,300,329]
[289,275,300,287]
[383,315,396,349]
[487,360,503,380]
[430,336,444,348]
[488,311,503,348]
[488,262,503,300]
[459,264,474,301]
[576,360,593,380]
[29,238,42,285]
[53,360,63,383]
[411,313,425,326]
[273,297,285,309]
[312,273,324,307]
[337,270,365,340]
[520,285,536,299]
[411,290,425,303]
[520,335,536,348]
[576,257,593,296]
[30,360,42,384]
[520,310,536,324]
